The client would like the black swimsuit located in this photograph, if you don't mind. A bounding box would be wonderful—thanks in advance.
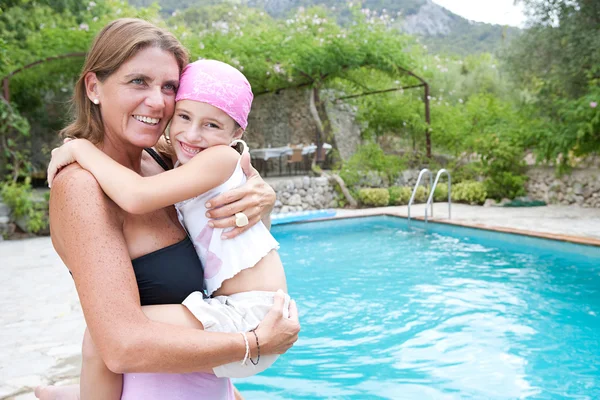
[130,148,205,306]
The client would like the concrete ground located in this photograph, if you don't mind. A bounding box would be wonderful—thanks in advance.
[1,238,83,400]
[335,203,600,243]
[1,204,600,399]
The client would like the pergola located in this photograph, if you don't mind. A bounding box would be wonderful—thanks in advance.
[2,53,433,159]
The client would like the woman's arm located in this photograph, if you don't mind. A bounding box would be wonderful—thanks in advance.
[206,151,276,239]
[50,165,299,373]
[48,139,240,215]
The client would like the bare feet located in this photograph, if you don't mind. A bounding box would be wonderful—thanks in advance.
[34,384,80,400]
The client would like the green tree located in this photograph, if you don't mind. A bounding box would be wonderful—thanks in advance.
[504,0,600,167]
[173,4,414,162]
[1,0,158,179]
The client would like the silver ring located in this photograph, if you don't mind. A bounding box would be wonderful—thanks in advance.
[235,212,249,228]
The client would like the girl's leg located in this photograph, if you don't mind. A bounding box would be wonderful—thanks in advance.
[141,304,205,329]
[81,305,205,399]
[234,386,245,400]
[34,327,109,400]
[36,305,206,400]
[80,328,123,400]
[34,385,79,400]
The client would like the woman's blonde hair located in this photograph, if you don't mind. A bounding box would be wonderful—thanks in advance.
[60,18,189,143]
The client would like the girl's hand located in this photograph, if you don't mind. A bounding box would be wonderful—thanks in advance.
[205,152,276,239]
[47,138,78,188]
[254,290,300,355]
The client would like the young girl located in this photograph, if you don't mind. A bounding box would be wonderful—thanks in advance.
[47,59,290,399]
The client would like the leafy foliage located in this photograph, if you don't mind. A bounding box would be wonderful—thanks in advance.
[503,0,600,167]
[338,143,405,188]
[433,182,448,202]
[526,85,600,171]
[358,188,390,207]
[451,181,487,205]
[474,134,528,200]
[171,4,413,94]
[0,100,31,180]
[388,186,412,205]
[412,185,428,203]
[0,178,49,233]
[0,0,159,178]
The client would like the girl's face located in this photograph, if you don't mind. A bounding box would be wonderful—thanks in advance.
[92,47,180,149]
[170,100,243,165]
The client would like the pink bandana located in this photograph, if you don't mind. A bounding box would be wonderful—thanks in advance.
[176,59,253,129]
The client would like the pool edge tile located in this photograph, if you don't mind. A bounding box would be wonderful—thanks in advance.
[275,208,600,248]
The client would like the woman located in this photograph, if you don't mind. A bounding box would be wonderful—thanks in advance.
[36,18,300,400]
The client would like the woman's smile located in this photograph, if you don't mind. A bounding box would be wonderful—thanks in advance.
[132,114,161,126]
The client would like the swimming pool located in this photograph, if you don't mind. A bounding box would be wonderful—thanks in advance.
[235,216,600,399]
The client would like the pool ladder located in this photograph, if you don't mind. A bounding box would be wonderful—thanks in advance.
[407,168,452,224]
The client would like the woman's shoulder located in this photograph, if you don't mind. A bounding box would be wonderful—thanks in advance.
[51,163,102,193]
[50,163,122,215]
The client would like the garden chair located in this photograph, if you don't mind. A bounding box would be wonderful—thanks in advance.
[287,147,304,175]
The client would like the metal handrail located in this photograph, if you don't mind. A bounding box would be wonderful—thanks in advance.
[407,168,433,222]
[425,169,451,223]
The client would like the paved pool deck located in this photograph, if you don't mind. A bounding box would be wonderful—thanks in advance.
[332,203,600,246]
[1,204,600,399]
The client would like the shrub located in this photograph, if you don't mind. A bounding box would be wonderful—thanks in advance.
[451,181,487,205]
[0,178,49,234]
[474,134,528,200]
[388,186,412,205]
[433,182,449,202]
[339,143,405,188]
[484,172,527,201]
[358,188,390,207]
[412,186,429,203]
[445,161,481,184]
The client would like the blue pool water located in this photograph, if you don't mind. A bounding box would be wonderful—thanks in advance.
[235,216,600,399]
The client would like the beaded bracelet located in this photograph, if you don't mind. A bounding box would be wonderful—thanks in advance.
[249,329,260,366]
[240,332,250,365]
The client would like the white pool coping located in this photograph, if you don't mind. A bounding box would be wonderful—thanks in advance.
[286,204,600,247]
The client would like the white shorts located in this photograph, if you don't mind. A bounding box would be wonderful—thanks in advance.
[182,290,291,378]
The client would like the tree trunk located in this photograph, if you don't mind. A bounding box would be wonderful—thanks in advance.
[308,86,356,207]
[308,86,325,167]
[424,83,432,158]
[321,170,358,208]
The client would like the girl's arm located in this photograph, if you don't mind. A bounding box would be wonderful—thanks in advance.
[49,165,299,373]
[48,139,240,215]
[203,151,276,238]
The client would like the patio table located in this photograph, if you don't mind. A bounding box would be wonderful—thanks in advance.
[249,143,333,175]
[249,146,291,161]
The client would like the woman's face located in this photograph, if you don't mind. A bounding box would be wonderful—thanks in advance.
[94,47,180,149]
[170,100,242,165]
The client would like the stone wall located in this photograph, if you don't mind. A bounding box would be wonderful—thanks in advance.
[269,176,339,214]
[245,88,317,149]
[354,166,600,208]
[325,100,360,161]
[246,88,361,161]
[526,167,600,208]
[0,201,12,239]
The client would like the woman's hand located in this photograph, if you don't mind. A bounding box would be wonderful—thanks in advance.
[47,138,78,187]
[254,290,300,355]
[206,152,276,239]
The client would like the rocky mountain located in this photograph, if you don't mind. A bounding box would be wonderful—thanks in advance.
[128,0,520,55]
[400,0,520,54]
